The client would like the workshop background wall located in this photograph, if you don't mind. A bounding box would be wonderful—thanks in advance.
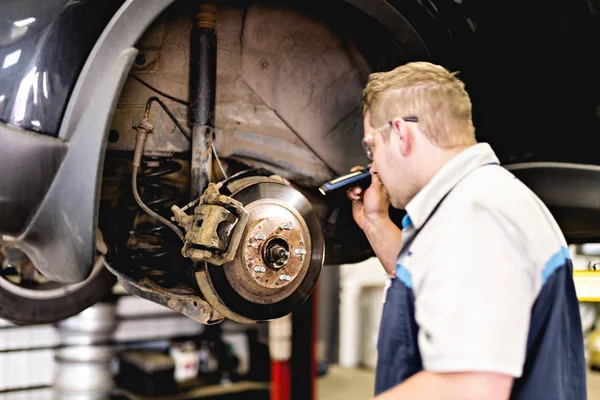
[338,257,387,369]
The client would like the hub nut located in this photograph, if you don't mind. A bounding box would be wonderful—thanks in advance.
[263,238,290,269]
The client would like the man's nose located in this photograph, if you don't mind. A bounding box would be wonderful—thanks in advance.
[369,163,377,174]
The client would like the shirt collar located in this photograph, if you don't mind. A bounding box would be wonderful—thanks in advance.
[404,142,500,230]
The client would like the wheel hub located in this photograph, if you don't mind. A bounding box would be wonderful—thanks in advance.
[229,198,311,302]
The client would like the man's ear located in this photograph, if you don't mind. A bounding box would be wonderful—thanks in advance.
[392,118,413,157]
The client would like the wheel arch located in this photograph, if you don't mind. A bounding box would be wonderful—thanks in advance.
[4,0,468,282]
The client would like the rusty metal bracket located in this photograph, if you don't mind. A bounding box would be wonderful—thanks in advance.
[103,258,224,325]
[172,183,249,265]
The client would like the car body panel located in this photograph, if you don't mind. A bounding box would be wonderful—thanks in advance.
[0,0,124,135]
[0,125,66,236]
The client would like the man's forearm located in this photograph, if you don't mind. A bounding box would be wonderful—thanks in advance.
[372,371,439,400]
[372,371,512,400]
[364,218,402,275]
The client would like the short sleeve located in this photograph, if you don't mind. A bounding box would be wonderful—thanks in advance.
[414,198,536,377]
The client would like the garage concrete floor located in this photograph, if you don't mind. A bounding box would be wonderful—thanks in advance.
[317,366,600,399]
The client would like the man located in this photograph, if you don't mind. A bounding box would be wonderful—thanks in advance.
[347,62,587,399]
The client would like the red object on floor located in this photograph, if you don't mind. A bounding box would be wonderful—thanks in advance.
[310,283,318,400]
[271,360,291,400]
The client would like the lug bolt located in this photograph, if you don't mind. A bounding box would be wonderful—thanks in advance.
[255,234,266,241]
[279,274,292,282]
[295,249,307,256]
[280,223,292,230]
[254,266,266,273]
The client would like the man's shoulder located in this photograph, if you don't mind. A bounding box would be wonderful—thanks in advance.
[450,163,543,213]
[438,163,569,270]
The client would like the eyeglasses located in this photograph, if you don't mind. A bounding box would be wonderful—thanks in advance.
[361,117,418,160]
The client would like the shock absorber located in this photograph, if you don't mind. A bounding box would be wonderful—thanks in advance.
[128,155,183,268]
[189,0,218,199]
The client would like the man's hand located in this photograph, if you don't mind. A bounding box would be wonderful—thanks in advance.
[346,166,401,275]
[347,166,391,232]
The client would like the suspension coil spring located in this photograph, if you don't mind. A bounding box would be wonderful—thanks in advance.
[129,155,183,268]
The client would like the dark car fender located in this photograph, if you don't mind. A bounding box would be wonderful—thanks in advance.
[1,0,178,283]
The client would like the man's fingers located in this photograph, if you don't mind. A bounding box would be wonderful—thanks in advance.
[350,165,364,173]
[347,186,363,201]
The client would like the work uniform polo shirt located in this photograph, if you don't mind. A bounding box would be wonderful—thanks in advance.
[374,143,587,399]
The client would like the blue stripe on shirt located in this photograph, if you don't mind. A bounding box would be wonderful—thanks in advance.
[541,246,571,285]
[402,214,412,229]
[396,264,413,288]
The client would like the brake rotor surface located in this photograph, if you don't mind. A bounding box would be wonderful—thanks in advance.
[197,180,324,322]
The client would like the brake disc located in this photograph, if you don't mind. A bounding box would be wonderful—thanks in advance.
[195,179,324,323]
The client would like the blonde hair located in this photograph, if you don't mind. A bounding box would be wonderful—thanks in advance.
[362,62,476,148]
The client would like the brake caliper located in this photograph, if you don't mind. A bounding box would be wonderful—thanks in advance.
[171,183,249,265]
